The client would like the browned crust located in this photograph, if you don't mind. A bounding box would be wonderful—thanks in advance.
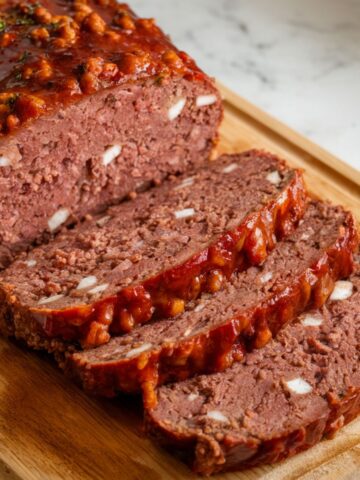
[0,156,307,349]
[144,387,360,475]
[66,211,358,408]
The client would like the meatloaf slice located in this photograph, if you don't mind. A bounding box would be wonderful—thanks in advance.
[145,266,360,475]
[66,202,357,405]
[0,151,306,349]
[0,0,222,268]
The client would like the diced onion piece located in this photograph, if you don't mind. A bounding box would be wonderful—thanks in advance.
[183,327,192,337]
[260,271,273,283]
[188,393,199,401]
[286,377,312,394]
[329,281,353,301]
[0,156,11,167]
[206,410,229,423]
[24,259,37,267]
[38,294,64,305]
[196,94,217,107]
[48,208,70,232]
[174,177,194,190]
[102,145,122,166]
[222,163,238,174]
[96,216,111,227]
[168,98,186,120]
[194,303,205,312]
[301,313,323,327]
[125,343,153,359]
[88,283,109,295]
[266,170,281,185]
[174,208,195,219]
[76,276,97,290]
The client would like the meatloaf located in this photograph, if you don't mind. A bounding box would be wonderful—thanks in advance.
[66,202,357,406]
[0,0,223,268]
[0,151,306,349]
[145,266,360,475]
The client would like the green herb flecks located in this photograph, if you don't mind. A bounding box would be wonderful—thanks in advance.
[6,93,20,108]
[19,51,31,62]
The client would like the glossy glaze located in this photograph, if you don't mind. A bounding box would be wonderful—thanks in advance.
[0,0,203,133]
[30,169,306,348]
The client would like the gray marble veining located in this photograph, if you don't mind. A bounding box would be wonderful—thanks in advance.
[131,0,360,171]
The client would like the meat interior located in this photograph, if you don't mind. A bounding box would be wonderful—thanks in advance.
[74,202,348,364]
[148,268,360,443]
[0,76,221,267]
[0,152,290,308]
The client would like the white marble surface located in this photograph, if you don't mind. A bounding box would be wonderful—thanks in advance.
[132,0,360,172]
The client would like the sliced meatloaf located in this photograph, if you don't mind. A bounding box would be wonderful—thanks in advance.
[145,266,360,475]
[66,202,357,406]
[0,151,306,349]
[0,0,222,268]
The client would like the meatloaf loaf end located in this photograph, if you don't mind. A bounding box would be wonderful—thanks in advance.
[0,151,306,351]
[145,266,360,475]
[0,0,223,268]
[66,202,357,406]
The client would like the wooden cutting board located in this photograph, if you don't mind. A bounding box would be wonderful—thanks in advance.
[0,84,359,480]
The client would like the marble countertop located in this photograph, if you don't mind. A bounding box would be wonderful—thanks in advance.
[132,0,360,172]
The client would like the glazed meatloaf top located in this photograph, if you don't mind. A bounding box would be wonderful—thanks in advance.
[0,151,300,309]
[146,266,360,474]
[0,0,205,135]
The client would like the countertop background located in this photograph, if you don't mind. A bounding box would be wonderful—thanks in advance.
[132,0,360,172]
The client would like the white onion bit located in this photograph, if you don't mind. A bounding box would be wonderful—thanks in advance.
[38,294,64,305]
[188,393,199,401]
[76,276,97,290]
[196,94,217,107]
[174,208,195,219]
[194,303,205,312]
[0,156,11,167]
[183,327,193,337]
[329,281,353,301]
[222,163,238,174]
[96,216,111,227]
[301,313,323,327]
[260,271,273,283]
[88,283,109,295]
[266,170,282,185]
[24,259,37,267]
[102,145,122,166]
[206,410,229,423]
[286,377,313,394]
[48,208,70,232]
[174,177,194,190]
[125,343,153,359]
[168,98,186,120]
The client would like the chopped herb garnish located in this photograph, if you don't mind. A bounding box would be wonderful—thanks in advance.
[31,2,42,13]
[154,75,164,86]
[19,51,31,62]
[0,20,6,32]
[15,16,36,26]
[21,2,41,16]
[6,93,20,107]
[50,21,60,30]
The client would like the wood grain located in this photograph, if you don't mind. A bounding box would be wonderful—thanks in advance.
[0,85,359,480]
